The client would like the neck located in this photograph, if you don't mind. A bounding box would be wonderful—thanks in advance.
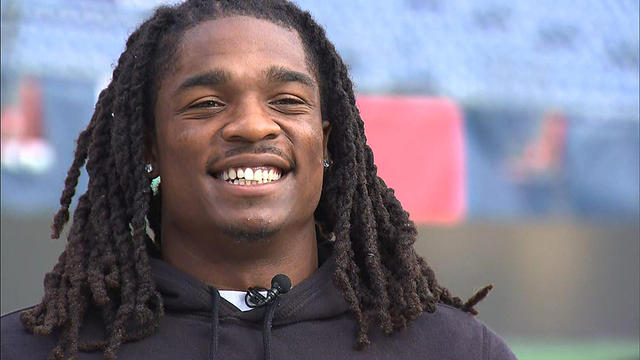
[160,221,318,290]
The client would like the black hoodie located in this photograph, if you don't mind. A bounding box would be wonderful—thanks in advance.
[2,253,516,360]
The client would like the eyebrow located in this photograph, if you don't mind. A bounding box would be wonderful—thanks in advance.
[174,70,231,96]
[173,66,316,96]
[264,66,316,89]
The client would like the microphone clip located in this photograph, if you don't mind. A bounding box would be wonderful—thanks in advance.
[245,287,269,308]
[245,274,292,308]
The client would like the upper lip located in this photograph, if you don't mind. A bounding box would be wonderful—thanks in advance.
[208,153,293,176]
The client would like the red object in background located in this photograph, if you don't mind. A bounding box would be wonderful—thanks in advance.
[356,96,466,224]
[1,77,44,140]
[1,76,55,174]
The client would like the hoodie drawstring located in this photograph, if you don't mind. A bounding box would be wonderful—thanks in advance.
[262,297,280,360]
[209,288,281,360]
[209,289,220,360]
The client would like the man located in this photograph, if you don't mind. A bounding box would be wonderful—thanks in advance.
[1,1,516,359]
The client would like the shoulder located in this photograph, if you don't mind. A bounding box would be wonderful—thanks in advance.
[408,304,517,360]
[1,307,57,360]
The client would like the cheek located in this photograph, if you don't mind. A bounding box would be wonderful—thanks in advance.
[305,121,327,159]
[158,126,204,171]
[299,125,326,195]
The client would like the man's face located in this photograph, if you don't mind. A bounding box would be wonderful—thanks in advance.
[152,16,329,242]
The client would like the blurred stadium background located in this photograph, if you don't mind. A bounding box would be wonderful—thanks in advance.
[1,1,638,359]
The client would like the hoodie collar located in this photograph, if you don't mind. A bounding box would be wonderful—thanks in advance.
[149,252,350,326]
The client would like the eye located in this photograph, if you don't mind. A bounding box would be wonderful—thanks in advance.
[271,97,306,106]
[190,99,225,109]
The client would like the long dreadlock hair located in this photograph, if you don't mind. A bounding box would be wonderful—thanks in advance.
[20,1,491,359]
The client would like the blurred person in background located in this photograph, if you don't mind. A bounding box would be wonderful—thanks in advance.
[0,76,55,174]
[1,1,515,359]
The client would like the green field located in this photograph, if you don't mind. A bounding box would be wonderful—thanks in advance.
[509,339,639,360]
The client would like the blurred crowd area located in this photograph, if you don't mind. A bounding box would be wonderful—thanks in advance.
[1,1,638,359]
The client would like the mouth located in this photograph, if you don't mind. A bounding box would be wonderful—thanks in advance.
[213,166,285,186]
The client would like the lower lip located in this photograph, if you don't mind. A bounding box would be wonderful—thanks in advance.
[212,174,288,195]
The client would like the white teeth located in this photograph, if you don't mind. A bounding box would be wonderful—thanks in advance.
[221,166,283,185]
[244,168,254,180]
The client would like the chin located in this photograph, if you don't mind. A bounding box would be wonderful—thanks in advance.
[222,218,282,243]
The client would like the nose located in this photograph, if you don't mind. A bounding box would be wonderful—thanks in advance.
[221,99,281,143]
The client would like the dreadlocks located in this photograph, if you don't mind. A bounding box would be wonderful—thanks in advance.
[20,1,490,358]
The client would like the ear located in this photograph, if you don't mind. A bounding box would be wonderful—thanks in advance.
[322,120,331,160]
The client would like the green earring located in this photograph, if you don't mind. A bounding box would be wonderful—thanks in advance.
[145,163,161,195]
[151,176,161,195]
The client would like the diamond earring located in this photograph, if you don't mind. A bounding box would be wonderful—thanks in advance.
[323,159,331,168]
[145,163,153,173]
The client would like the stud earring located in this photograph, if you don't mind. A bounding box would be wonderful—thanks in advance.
[323,159,331,168]
[145,163,153,173]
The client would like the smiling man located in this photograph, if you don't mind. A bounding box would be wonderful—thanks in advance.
[153,17,329,290]
[1,1,515,359]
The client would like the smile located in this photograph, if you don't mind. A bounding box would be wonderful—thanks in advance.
[216,166,283,186]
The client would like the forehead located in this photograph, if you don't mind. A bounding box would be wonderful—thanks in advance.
[171,16,312,80]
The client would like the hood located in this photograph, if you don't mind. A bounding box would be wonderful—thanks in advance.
[149,252,350,326]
